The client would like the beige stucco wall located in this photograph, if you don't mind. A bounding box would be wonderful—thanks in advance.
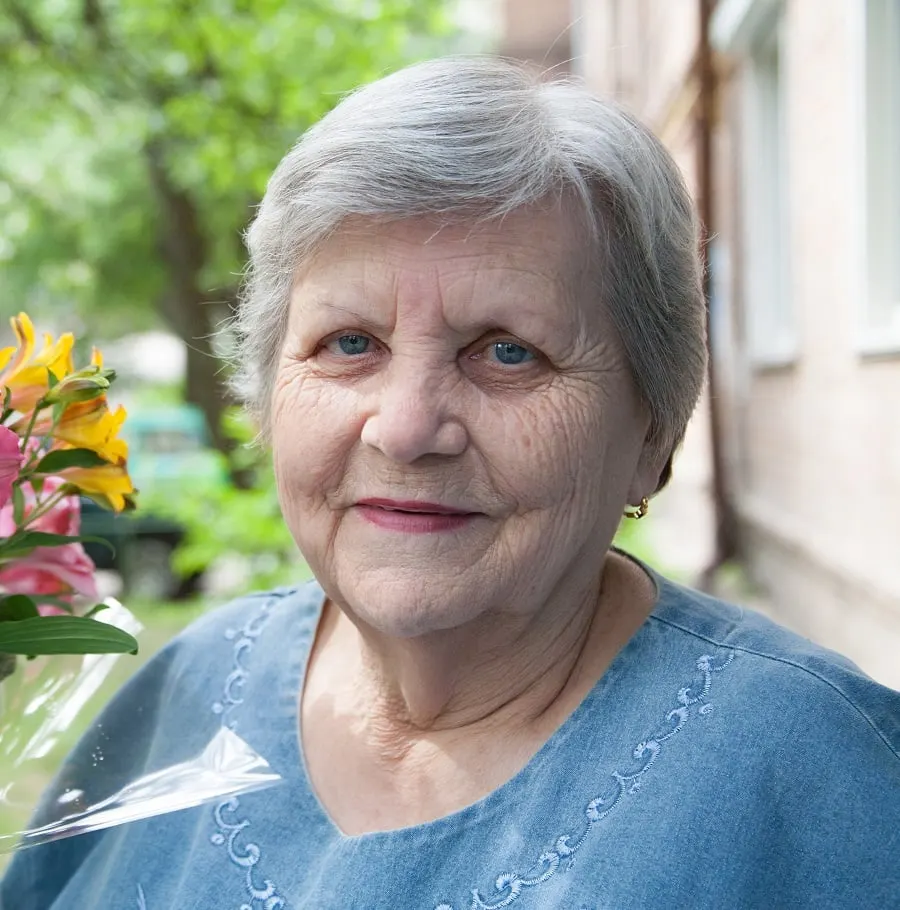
[731,0,900,687]
[579,0,699,129]
[496,0,573,68]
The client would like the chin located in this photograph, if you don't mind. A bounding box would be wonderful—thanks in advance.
[334,570,490,639]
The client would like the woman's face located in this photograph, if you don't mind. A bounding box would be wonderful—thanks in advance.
[272,208,660,637]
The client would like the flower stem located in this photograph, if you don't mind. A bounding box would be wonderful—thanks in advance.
[18,402,42,452]
[19,487,70,530]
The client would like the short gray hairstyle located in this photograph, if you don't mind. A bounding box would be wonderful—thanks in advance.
[234,55,707,468]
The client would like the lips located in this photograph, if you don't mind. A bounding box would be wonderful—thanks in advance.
[356,498,472,515]
[353,498,479,533]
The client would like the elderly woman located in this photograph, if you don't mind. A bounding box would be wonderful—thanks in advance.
[3,57,899,910]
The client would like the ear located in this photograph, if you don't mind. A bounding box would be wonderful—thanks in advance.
[626,442,673,506]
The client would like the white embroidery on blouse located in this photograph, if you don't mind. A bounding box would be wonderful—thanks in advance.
[434,650,736,910]
[211,797,286,910]
[209,594,290,910]
[211,596,281,730]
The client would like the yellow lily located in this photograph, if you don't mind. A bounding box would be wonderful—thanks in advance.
[60,460,135,512]
[51,397,129,463]
[0,313,75,413]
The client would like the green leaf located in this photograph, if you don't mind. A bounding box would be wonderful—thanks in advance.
[35,448,109,473]
[0,530,115,557]
[82,602,110,619]
[0,616,139,656]
[0,595,40,622]
[12,483,25,526]
[0,531,84,555]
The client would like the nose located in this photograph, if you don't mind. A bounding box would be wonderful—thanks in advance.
[360,363,467,464]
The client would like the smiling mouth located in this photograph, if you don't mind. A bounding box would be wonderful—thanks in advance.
[356,498,474,515]
[354,499,480,532]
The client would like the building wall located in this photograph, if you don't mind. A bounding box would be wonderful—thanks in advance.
[578,0,700,132]
[717,0,900,687]
[496,0,573,69]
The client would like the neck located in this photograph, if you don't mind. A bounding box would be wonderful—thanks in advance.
[312,552,654,742]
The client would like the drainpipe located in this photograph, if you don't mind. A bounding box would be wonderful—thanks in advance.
[697,0,739,585]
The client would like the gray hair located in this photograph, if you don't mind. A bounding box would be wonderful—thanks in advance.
[234,56,706,468]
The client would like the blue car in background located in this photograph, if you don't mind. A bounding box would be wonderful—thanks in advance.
[80,404,225,600]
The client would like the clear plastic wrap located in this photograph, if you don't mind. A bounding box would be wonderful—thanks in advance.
[0,600,281,855]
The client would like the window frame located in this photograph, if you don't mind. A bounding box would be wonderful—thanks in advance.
[741,9,797,368]
[859,0,900,355]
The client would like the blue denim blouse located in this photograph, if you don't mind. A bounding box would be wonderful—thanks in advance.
[2,569,899,909]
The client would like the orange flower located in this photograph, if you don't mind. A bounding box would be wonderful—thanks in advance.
[0,313,75,413]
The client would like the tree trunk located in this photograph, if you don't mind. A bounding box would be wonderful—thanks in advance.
[145,142,247,485]
[183,320,233,458]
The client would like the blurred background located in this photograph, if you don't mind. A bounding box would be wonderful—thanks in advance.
[1,0,898,700]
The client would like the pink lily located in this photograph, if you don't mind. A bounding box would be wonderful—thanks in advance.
[0,425,23,511]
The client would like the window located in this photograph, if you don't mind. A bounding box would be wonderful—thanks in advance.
[742,15,794,366]
[862,0,900,351]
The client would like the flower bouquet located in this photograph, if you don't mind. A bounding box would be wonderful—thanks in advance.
[0,314,281,856]
[0,312,139,676]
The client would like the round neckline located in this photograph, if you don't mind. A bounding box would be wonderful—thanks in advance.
[282,549,665,843]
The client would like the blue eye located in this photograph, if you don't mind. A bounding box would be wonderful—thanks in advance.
[491,342,533,365]
[336,334,371,356]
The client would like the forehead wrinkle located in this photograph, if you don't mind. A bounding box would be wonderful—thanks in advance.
[441,262,567,340]
[291,212,601,345]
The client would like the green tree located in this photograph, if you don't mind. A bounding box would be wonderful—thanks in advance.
[0,0,452,455]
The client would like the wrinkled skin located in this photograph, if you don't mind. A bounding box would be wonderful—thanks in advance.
[272,206,663,643]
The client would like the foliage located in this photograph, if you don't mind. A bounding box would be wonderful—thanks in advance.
[612,515,657,566]
[0,312,138,660]
[1,0,453,316]
[140,406,302,592]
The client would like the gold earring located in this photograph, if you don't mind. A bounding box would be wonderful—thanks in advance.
[624,497,649,520]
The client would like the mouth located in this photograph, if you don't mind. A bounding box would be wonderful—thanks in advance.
[356,498,473,515]
[353,498,481,532]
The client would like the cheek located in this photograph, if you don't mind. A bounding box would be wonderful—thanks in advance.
[476,385,605,510]
[270,368,361,511]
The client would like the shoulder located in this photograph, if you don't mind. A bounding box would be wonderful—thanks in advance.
[86,581,323,709]
[649,575,900,766]
[636,576,900,901]
[171,579,323,657]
